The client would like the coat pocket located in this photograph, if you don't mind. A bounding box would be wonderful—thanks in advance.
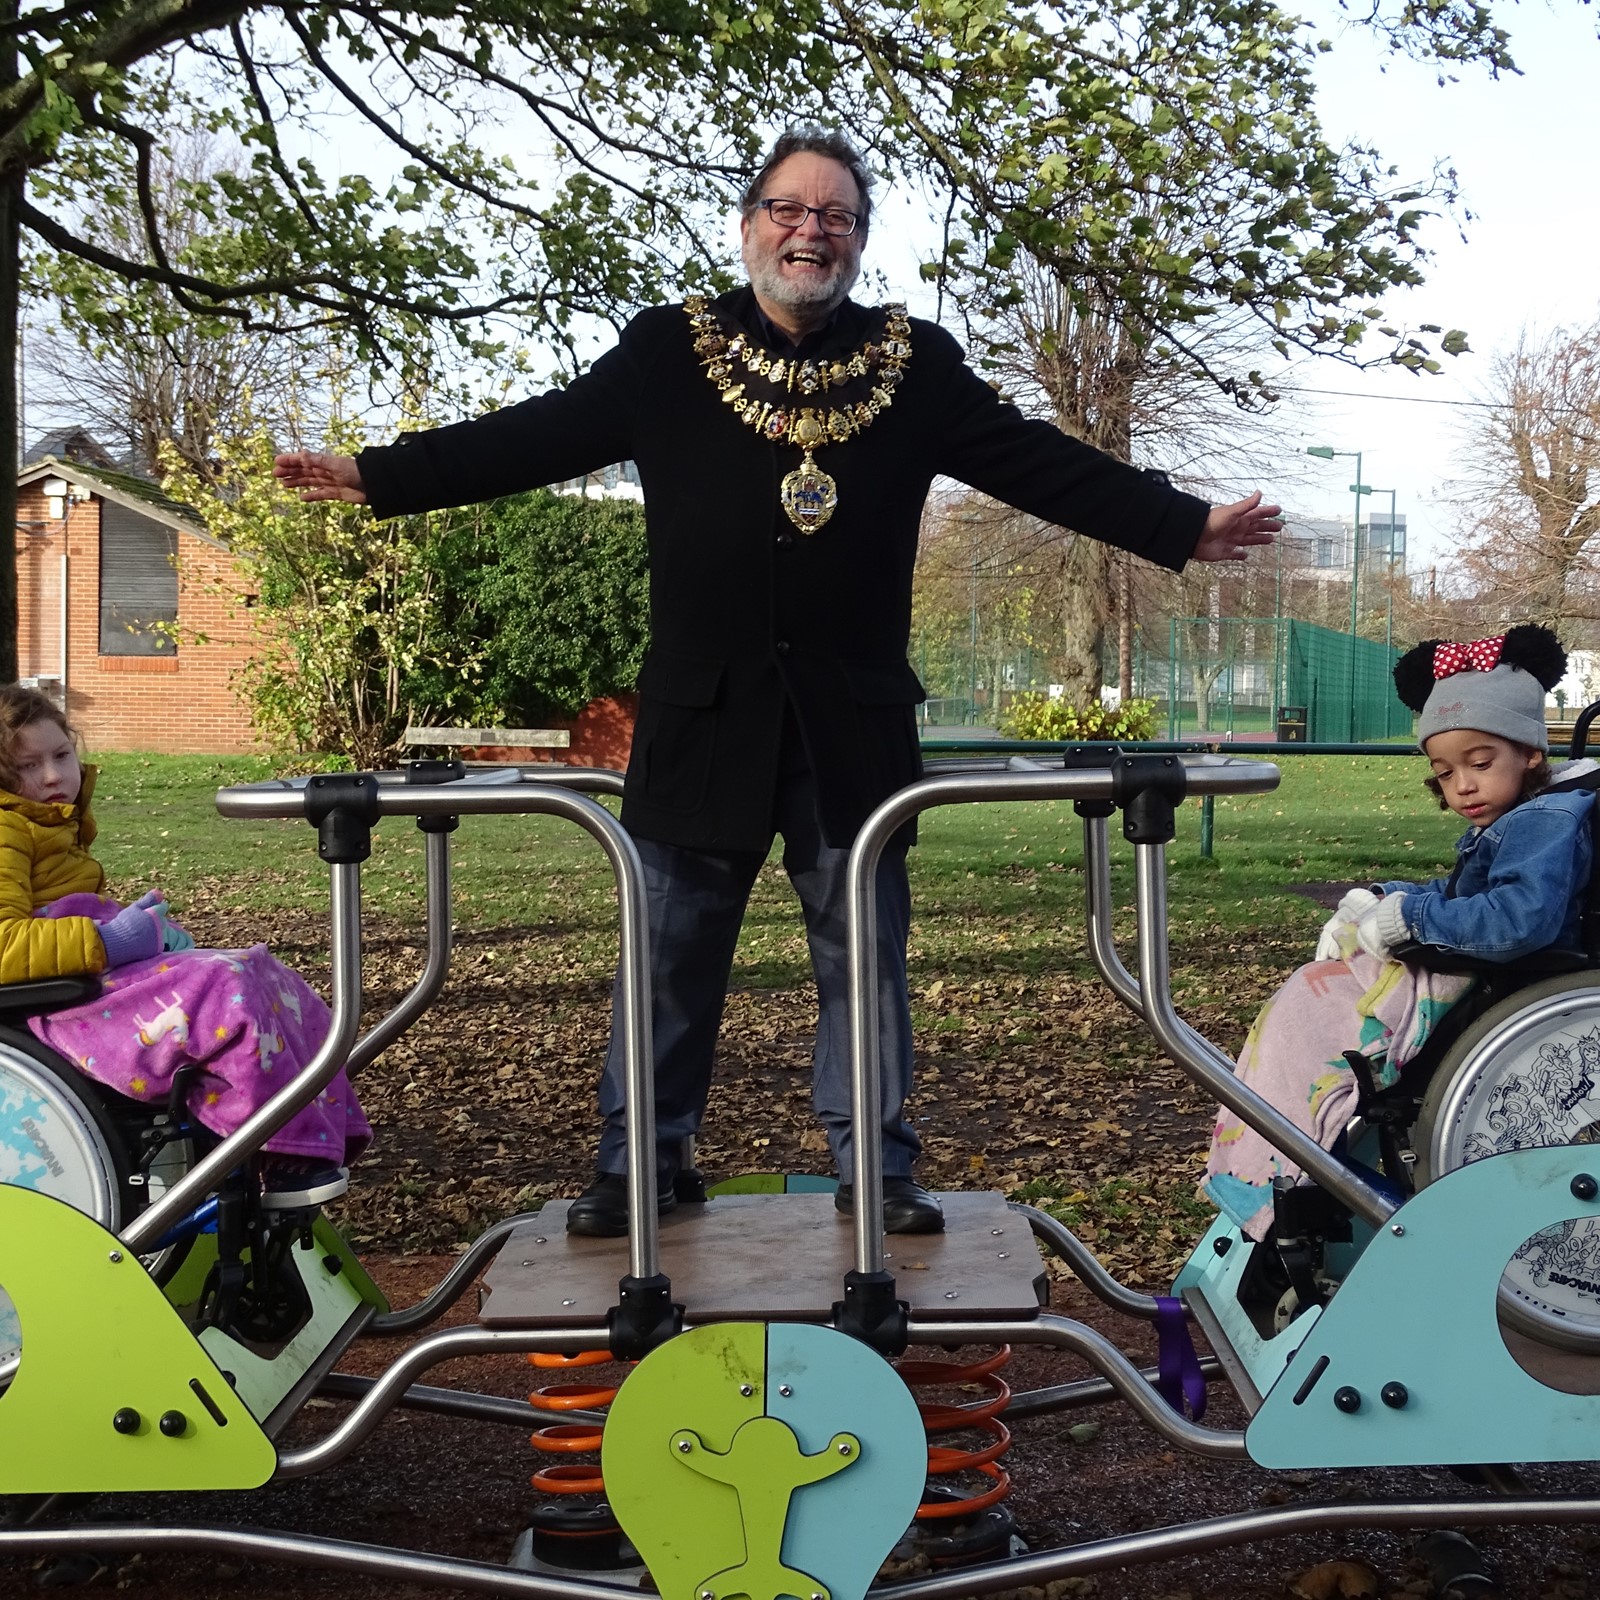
[631,654,726,814]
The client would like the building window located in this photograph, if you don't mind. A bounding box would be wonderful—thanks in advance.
[99,504,177,655]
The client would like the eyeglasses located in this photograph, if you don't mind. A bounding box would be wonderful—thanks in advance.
[755,198,861,237]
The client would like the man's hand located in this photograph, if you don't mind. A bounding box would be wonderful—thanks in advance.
[273,451,368,505]
[1191,491,1282,563]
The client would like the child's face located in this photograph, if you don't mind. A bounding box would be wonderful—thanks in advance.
[10,718,81,806]
[1425,728,1540,828]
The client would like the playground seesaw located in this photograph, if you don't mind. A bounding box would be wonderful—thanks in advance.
[2,750,1599,1597]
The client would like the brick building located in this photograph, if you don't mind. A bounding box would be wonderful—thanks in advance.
[15,453,260,754]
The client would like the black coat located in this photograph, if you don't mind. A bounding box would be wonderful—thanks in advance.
[358,288,1210,852]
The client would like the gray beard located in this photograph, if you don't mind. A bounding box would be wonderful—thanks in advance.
[744,253,861,324]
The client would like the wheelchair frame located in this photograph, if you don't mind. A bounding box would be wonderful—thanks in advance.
[1,751,1598,1598]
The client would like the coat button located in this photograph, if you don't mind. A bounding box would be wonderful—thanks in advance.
[776,640,790,654]
[776,532,794,547]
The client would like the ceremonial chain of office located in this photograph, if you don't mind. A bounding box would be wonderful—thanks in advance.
[685,297,913,533]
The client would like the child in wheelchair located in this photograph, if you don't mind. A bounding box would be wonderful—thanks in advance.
[1204,624,1592,1246]
[0,685,369,1205]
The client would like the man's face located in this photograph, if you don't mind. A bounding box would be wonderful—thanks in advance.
[740,152,866,329]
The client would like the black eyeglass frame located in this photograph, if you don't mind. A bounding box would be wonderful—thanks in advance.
[754,198,861,237]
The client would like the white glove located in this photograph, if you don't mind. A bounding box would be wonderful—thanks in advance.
[1354,893,1408,962]
[1314,887,1380,961]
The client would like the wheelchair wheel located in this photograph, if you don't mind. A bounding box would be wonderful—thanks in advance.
[0,1031,194,1370]
[1414,971,1600,1353]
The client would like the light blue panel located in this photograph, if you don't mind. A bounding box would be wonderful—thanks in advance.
[784,1176,838,1194]
[1171,1214,1321,1404]
[1250,1146,1600,1468]
[770,1323,926,1600]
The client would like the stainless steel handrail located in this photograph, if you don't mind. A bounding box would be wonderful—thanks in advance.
[844,756,1285,1275]
[162,774,661,1281]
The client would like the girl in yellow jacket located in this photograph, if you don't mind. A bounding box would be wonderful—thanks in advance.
[0,686,368,1198]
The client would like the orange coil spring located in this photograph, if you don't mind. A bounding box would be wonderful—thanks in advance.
[895,1345,1013,1520]
[528,1349,618,1499]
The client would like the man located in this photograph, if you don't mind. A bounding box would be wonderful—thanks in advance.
[275,126,1279,1237]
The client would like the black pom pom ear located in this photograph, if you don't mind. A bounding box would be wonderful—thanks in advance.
[1394,639,1445,713]
[1498,623,1567,691]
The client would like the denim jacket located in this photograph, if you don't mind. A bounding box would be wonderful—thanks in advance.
[1378,789,1594,960]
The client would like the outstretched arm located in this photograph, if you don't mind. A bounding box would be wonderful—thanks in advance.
[1190,491,1282,564]
[273,451,368,505]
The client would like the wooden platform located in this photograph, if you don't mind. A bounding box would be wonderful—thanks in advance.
[479,1191,1046,1326]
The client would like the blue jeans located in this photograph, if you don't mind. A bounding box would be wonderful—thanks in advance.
[596,771,919,1182]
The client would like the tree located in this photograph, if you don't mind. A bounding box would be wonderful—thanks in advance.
[1449,317,1600,632]
[421,489,650,726]
[163,421,479,767]
[25,132,306,473]
[0,0,1546,685]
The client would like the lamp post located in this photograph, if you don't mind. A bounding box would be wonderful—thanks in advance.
[1307,445,1366,738]
[1368,488,1399,649]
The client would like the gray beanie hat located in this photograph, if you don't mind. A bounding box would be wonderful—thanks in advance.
[1416,663,1549,753]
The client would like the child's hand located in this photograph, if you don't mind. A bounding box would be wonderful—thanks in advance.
[99,896,165,968]
[1314,886,1380,960]
[134,890,197,952]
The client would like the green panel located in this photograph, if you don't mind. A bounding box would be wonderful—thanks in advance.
[198,1223,381,1426]
[604,1323,766,1600]
[0,1185,276,1493]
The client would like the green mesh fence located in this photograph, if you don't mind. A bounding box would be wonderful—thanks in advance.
[1140,618,1411,743]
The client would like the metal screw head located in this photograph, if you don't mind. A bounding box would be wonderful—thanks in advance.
[778,1384,792,1397]
[534,1237,547,1245]
[701,1590,714,1598]
[561,1299,576,1307]
[943,1291,959,1300]
[107,1250,123,1263]
[837,1442,852,1455]
[991,1229,1004,1236]
[997,1252,1009,1260]
[739,1384,754,1397]
[678,1440,693,1454]
[1389,1223,1405,1237]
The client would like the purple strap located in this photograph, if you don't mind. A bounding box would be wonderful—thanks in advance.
[1153,1295,1208,1421]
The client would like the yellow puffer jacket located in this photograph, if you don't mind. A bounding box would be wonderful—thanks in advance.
[0,767,109,981]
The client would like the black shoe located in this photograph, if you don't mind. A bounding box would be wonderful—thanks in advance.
[834,1177,944,1234]
[566,1172,678,1237]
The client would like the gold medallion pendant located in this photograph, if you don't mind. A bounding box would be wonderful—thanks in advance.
[779,451,839,533]
[686,297,912,535]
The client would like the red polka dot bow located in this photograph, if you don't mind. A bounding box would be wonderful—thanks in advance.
[1432,634,1505,679]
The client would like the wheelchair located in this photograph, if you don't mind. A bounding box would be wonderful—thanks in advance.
[1209,755,1600,1360]
[0,972,351,1376]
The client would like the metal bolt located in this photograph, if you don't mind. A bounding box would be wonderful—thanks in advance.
[678,1440,693,1454]
[1389,1224,1405,1237]
[702,1590,714,1598]
[997,1252,1009,1260]
[561,1299,576,1307]
[944,1291,959,1300]
[1572,1173,1598,1202]
[778,1385,792,1397]
[991,1229,1004,1236]
[837,1442,852,1456]
[521,1261,535,1268]
[1333,1386,1362,1414]
[534,1237,547,1245]
[1380,1382,1409,1410]
[107,1250,123,1263]
[739,1384,754,1397]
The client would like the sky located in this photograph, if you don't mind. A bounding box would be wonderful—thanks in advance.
[1259,1,1600,570]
